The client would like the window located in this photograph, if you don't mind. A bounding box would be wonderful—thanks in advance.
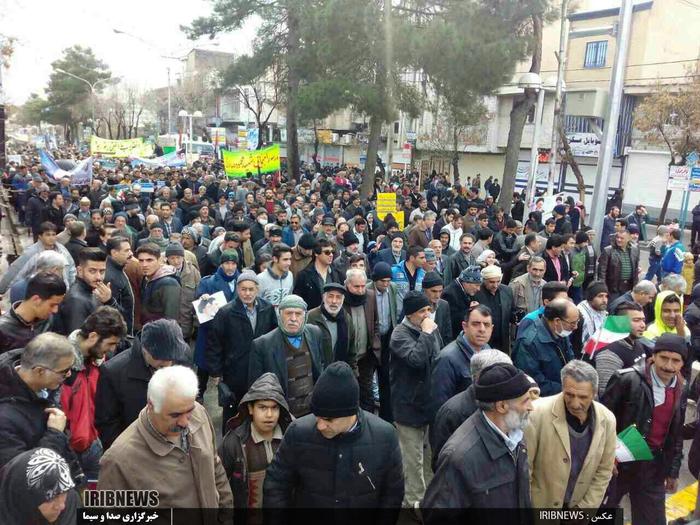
[584,41,608,68]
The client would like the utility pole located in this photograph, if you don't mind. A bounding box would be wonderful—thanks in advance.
[0,36,5,171]
[167,66,172,134]
[547,0,569,194]
[383,0,394,175]
[588,0,633,250]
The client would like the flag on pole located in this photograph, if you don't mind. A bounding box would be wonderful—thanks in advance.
[615,425,653,462]
[582,315,630,358]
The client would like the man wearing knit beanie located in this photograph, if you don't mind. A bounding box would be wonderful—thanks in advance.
[290,232,316,280]
[264,361,404,508]
[423,363,533,515]
[421,271,452,345]
[248,294,325,418]
[367,261,401,422]
[602,332,687,522]
[389,290,442,508]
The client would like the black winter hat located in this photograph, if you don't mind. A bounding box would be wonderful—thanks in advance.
[585,281,609,302]
[298,232,317,250]
[653,333,688,362]
[343,231,360,247]
[475,363,532,402]
[372,262,392,281]
[141,319,188,361]
[165,242,185,258]
[422,271,443,289]
[403,290,431,316]
[311,361,359,418]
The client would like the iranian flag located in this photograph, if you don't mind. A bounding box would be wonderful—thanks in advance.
[582,315,630,358]
[616,425,653,462]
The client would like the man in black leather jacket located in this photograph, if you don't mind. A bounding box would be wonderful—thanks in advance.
[602,333,687,525]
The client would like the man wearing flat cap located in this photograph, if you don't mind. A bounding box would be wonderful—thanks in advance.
[307,282,356,374]
[264,361,404,509]
[423,363,533,522]
[602,333,687,524]
[248,294,325,418]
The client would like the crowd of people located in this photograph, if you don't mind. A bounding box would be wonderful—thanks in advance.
[2,149,700,525]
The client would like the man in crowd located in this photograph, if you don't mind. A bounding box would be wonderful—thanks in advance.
[475,265,515,354]
[442,266,483,339]
[375,234,406,267]
[57,248,118,335]
[576,281,609,352]
[598,223,640,303]
[264,362,404,509]
[293,238,340,310]
[525,360,616,509]
[603,333,686,524]
[513,298,577,396]
[0,271,66,354]
[290,232,316,279]
[219,373,292,512]
[257,243,294,308]
[367,262,400,423]
[248,295,325,418]
[0,333,80,480]
[430,304,493,416]
[445,233,477,283]
[98,366,234,518]
[207,271,278,429]
[593,302,649,396]
[95,319,188,450]
[608,280,657,322]
[307,283,357,374]
[391,245,426,300]
[390,290,442,509]
[422,271,452,345]
[343,269,380,412]
[135,243,181,326]
[509,255,546,314]
[61,306,126,479]
[165,242,200,341]
[430,349,513,469]
[423,363,533,519]
[104,236,135,336]
[543,234,571,284]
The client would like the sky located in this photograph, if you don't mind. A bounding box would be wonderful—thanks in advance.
[1,0,621,106]
[1,0,260,105]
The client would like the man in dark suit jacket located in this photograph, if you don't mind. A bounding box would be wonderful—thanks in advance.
[343,268,381,412]
[542,234,571,284]
[422,272,452,345]
[375,246,406,268]
[247,294,324,418]
[94,320,189,450]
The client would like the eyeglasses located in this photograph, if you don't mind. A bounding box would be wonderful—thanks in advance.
[560,318,579,328]
[321,250,334,255]
[36,365,72,378]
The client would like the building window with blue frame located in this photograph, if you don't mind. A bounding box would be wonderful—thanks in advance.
[584,41,608,68]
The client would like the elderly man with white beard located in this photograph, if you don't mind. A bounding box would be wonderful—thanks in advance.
[307,283,357,374]
[423,363,534,523]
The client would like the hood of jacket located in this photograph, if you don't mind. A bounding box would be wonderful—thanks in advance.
[645,290,683,338]
[225,372,292,433]
[149,264,177,282]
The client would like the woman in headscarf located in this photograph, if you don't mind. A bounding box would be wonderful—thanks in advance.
[0,448,79,525]
[643,290,688,340]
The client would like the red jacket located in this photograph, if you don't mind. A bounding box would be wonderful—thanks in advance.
[60,362,100,453]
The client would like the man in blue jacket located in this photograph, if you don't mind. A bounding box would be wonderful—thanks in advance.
[513,298,577,396]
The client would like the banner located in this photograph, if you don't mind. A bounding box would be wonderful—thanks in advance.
[668,165,690,191]
[376,192,397,220]
[40,149,93,186]
[90,136,154,158]
[246,129,259,151]
[222,144,281,178]
[130,151,186,169]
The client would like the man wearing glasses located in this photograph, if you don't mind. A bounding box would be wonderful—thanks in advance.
[0,332,83,482]
[513,298,578,396]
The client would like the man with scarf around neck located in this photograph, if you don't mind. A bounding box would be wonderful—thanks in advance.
[193,249,240,400]
[307,283,357,374]
[390,290,443,509]
[0,448,79,525]
[343,268,381,413]
[248,295,325,418]
[257,243,294,308]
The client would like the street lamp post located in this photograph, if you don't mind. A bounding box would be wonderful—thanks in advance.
[519,73,544,209]
[178,109,203,163]
[54,68,118,135]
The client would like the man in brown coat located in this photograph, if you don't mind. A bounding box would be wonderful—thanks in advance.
[98,366,233,519]
[343,268,381,412]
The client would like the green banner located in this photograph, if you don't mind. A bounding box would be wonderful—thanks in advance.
[222,144,281,178]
